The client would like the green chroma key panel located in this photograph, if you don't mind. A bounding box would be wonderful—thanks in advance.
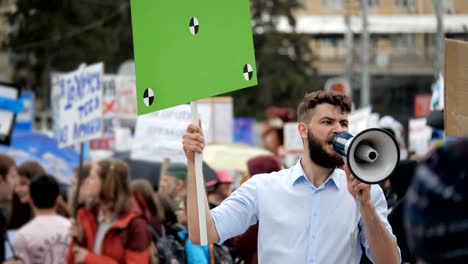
[130,0,257,114]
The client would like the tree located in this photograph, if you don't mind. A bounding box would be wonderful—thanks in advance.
[4,0,133,108]
[225,0,319,119]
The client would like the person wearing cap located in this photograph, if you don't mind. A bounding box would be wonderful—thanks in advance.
[206,169,233,209]
[404,138,468,264]
[159,163,188,201]
[183,91,399,264]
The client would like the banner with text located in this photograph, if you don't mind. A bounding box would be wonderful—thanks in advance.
[131,104,211,163]
[56,63,104,148]
[90,75,116,150]
[115,75,137,119]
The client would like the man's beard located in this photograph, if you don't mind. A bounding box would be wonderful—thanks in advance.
[307,130,344,169]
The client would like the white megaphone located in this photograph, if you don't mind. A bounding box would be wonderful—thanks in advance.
[332,128,400,184]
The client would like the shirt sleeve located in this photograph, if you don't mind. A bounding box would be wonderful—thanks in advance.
[12,232,31,264]
[210,176,259,243]
[359,185,402,262]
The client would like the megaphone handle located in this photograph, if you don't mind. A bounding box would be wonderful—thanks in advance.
[351,192,362,264]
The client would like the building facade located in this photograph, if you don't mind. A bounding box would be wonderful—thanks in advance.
[290,0,468,129]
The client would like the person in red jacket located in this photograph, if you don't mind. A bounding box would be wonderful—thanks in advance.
[67,159,151,264]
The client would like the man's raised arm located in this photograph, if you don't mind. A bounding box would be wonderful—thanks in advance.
[182,123,220,244]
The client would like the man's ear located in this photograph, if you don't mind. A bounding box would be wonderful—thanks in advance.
[176,179,185,191]
[298,122,308,140]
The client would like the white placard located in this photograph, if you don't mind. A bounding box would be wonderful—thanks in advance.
[56,63,104,148]
[409,118,432,156]
[131,104,211,163]
[283,122,303,152]
[198,97,233,144]
[367,113,381,129]
[348,107,372,135]
[115,127,132,152]
[115,75,138,119]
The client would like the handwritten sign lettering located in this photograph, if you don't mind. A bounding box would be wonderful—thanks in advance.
[57,63,104,148]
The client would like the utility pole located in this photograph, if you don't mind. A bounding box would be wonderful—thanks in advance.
[344,0,354,86]
[432,0,444,78]
[361,0,370,107]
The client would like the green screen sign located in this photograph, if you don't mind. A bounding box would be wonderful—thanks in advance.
[130,0,257,115]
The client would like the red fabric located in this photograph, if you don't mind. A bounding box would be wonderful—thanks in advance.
[231,222,259,264]
[66,198,151,264]
[247,155,282,177]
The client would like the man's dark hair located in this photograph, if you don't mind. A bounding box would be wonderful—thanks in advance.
[30,174,59,209]
[297,91,352,123]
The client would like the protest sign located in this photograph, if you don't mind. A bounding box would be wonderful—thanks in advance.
[130,1,256,245]
[283,122,303,153]
[130,0,257,114]
[198,97,233,144]
[445,39,468,136]
[115,75,138,119]
[90,75,117,150]
[348,107,372,135]
[131,104,211,163]
[233,118,255,145]
[56,63,104,148]
[14,91,34,133]
[283,122,303,167]
[409,118,432,156]
[0,82,22,145]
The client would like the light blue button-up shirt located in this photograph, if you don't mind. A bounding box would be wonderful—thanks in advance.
[211,159,398,264]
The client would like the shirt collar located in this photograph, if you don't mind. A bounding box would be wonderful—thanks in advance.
[291,158,342,190]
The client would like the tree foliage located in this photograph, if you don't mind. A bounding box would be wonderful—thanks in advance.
[225,0,319,119]
[4,0,319,117]
[4,0,133,107]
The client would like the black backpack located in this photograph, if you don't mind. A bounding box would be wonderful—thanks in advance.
[209,243,234,264]
[148,225,186,264]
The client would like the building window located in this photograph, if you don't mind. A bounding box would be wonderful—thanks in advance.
[444,0,454,14]
[395,0,415,13]
[368,0,379,8]
[322,0,342,9]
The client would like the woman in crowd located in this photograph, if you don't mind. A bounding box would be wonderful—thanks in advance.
[68,163,92,215]
[9,161,45,229]
[131,179,164,237]
[67,159,151,263]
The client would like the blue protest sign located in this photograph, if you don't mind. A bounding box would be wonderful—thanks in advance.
[0,132,80,184]
[233,117,254,145]
[14,91,34,133]
[0,82,21,145]
[0,96,23,113]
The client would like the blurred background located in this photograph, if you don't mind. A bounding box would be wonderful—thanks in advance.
[0,0,465,181]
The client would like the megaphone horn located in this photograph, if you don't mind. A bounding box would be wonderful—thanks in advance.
[333,128,400,184]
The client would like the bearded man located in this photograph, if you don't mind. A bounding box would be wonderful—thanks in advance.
[182,91,400,264]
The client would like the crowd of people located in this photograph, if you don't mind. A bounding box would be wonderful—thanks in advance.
[0,91,466,264]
